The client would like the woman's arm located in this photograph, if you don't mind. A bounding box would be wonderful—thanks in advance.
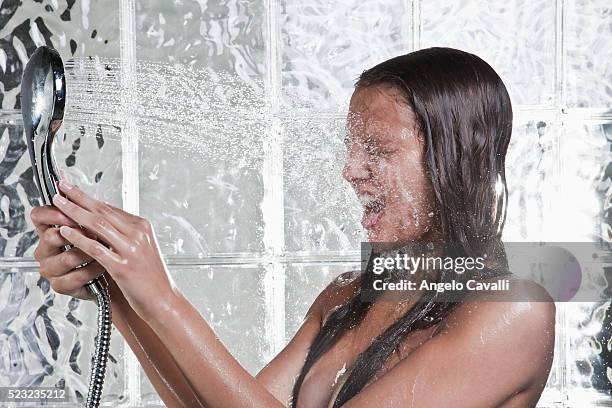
[139,272,359,407]
[106,276,206,408]
[141,289,293,407]
[49,180,333,406]
[110,273,332,407]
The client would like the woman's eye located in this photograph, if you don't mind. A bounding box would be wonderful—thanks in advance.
[365,145,377,155]
[368,146,390,156]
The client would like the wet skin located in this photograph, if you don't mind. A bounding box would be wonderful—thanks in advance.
[30,85,555,407]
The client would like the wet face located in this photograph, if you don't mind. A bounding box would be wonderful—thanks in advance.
[342,85,440,245]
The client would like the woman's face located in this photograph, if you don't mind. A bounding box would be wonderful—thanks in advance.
[342,85,439,244]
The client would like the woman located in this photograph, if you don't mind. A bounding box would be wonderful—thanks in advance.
[30,47,555,407]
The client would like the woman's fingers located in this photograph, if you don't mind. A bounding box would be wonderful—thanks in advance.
[45,181,174,321]
[52,192,133,254]
[56,181,138,234]
[35,223,99,256]
[58,170,140,222]
[34,226,70,259]
[49,261,106,301]
[58,226,124,274]
[32,206,81,260]
[39,247,94,279]
[32,173,112,302]
[101,201,142,224]
[42,226,71,247]
[30,205,80,231]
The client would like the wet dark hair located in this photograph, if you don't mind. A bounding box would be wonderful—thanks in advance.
[290,47,514,407]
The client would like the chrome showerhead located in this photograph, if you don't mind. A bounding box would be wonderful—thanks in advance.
[20,45,66,205]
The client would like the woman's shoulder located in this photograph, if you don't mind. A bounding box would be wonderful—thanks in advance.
[436,277,557,391]
[443,276,556,339]
[304,270,363,327]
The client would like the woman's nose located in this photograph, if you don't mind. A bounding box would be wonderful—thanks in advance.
[342,150,370,183]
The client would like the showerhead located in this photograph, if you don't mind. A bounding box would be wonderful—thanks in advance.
[21,45,66,205]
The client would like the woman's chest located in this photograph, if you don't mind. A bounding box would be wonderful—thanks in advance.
[296,322,441,408]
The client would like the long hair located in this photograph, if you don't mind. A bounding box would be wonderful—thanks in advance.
[290,47,514,407]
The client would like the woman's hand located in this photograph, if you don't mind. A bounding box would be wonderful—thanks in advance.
[50,179,180,322]
[31,204,106,302]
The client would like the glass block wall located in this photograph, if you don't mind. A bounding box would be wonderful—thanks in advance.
[0,0,610,406]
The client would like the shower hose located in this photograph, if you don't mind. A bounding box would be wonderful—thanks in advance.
[83,277,112,407]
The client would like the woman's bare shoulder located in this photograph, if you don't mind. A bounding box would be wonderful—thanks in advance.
[441,277,556,367]
[304,270,363,327]
[446,277,556,326]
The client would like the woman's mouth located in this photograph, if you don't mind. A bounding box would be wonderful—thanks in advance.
[360,196,385,230]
